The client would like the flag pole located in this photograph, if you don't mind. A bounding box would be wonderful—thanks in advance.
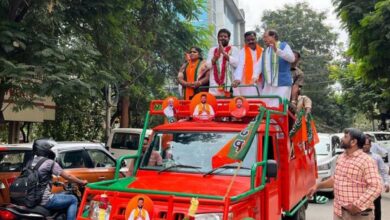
[224,161,242,198]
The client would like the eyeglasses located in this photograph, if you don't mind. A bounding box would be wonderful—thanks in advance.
[189,51,198,54]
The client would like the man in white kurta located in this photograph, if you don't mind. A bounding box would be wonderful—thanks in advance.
[233,31,263,97]
[255,30,295,107]
[206,28,240,97]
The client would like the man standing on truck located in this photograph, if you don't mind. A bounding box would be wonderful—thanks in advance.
[309,128,382,220]
[233,31,263,96]
[290,51,304,103]
[363,135,389,220]
[206,28,240,96]
[258,30,295,107]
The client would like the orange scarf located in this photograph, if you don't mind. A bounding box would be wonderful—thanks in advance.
[184,60,200,100]
[196,103,211,115]
[243,45,263,84]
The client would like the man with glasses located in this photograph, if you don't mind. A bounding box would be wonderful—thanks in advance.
[363,135,389,220]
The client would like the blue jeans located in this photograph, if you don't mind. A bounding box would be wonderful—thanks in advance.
[43,193,78,220]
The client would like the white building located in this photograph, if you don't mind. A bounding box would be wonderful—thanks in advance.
[196,0,246,47]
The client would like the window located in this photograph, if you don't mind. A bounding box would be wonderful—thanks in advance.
[86,150,115,168]
[0,150,31,172]
[111,133,140,150]
[58,150,86,169]
[140,132,258,176]
[374,133,390,141]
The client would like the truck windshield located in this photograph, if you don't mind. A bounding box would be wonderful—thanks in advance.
[139,131,257,176]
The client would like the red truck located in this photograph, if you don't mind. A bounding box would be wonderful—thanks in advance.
[76,93,317,220]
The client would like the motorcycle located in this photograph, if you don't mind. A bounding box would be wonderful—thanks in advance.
[0,182,84,220]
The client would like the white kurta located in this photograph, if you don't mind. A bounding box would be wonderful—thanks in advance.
[234,47,262,97]
[206,46,240,96]
[254,43,295,107]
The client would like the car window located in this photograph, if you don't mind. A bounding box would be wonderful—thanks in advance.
[111,133,140,150]
[86,149,115,168]
[315,136,330,156]
[58,150,86,169]
[374,133,390,141]
[0,150,30,172]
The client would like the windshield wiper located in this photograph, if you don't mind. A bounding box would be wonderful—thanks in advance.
[158,164,201,174]
[203,165,251,177]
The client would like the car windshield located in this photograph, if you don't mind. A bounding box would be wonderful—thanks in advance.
[140,131,257,176]
[315,136,331,156]
[0,150,32,172]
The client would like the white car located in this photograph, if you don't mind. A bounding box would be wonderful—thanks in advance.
[315,133,341,192]
[365,131,390,155]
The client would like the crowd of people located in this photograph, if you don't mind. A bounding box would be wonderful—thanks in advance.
[177,28,310,113]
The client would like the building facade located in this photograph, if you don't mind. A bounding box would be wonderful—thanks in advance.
[195,0,245,48]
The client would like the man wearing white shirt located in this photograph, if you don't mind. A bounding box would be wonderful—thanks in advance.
[363,135,389,220]
[255,30,295,107]
[206,29,240,97]
[233,31,263,97]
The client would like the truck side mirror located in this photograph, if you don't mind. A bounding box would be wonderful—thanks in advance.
[266,160,278,179]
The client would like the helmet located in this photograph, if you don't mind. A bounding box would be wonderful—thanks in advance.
[32,139,56,159]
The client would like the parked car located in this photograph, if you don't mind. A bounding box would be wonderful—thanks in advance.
[315,133,341,192]
[365,131,390,161]
[107,128,152,158]
[0,145,32,204]
[0,141,121,204]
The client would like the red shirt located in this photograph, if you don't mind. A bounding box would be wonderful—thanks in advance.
[333,149,382,217]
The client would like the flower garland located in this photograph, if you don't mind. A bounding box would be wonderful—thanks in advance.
[212,46,231,86]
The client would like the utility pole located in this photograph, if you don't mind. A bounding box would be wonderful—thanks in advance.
[105,85,112,141]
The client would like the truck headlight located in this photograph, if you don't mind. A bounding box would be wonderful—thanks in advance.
[317,163,331,171]
[195,212,233,220]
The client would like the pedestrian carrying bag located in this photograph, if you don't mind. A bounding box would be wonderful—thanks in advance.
[9,158,49,207]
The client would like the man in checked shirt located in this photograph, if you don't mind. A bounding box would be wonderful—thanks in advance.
[309,128,382,220]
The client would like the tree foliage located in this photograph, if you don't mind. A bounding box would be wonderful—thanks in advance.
[259,3,351,131]
[333,0,390,96]
[1,0,210,141]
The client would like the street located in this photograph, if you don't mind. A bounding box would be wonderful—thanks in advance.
[307,192,390,219]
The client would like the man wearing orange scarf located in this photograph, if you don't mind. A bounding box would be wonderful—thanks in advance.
[233,31,263,97]
[128,197,150,220]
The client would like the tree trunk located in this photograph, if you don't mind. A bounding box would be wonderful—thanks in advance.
[120,96,130,128]
[8,121,20,144]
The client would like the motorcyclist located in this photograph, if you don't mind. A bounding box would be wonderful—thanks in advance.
[32,139,88,220]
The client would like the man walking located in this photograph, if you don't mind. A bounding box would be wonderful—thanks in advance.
[363,135,389,220]
[258,30,295,107]
[206,28,240,97]
[233,31,263,96]
[309,128,382,220]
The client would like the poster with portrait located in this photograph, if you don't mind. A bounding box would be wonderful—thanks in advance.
[162,96,179,123]
[125,194,153,220]
[190,92,217,121]
[229,96,249,119]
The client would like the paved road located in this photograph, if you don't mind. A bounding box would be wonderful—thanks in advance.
[307,192,390,219]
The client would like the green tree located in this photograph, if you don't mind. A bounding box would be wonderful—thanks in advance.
[1,0,210,142]
[333,0,390,96]
[259,2,351,131]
